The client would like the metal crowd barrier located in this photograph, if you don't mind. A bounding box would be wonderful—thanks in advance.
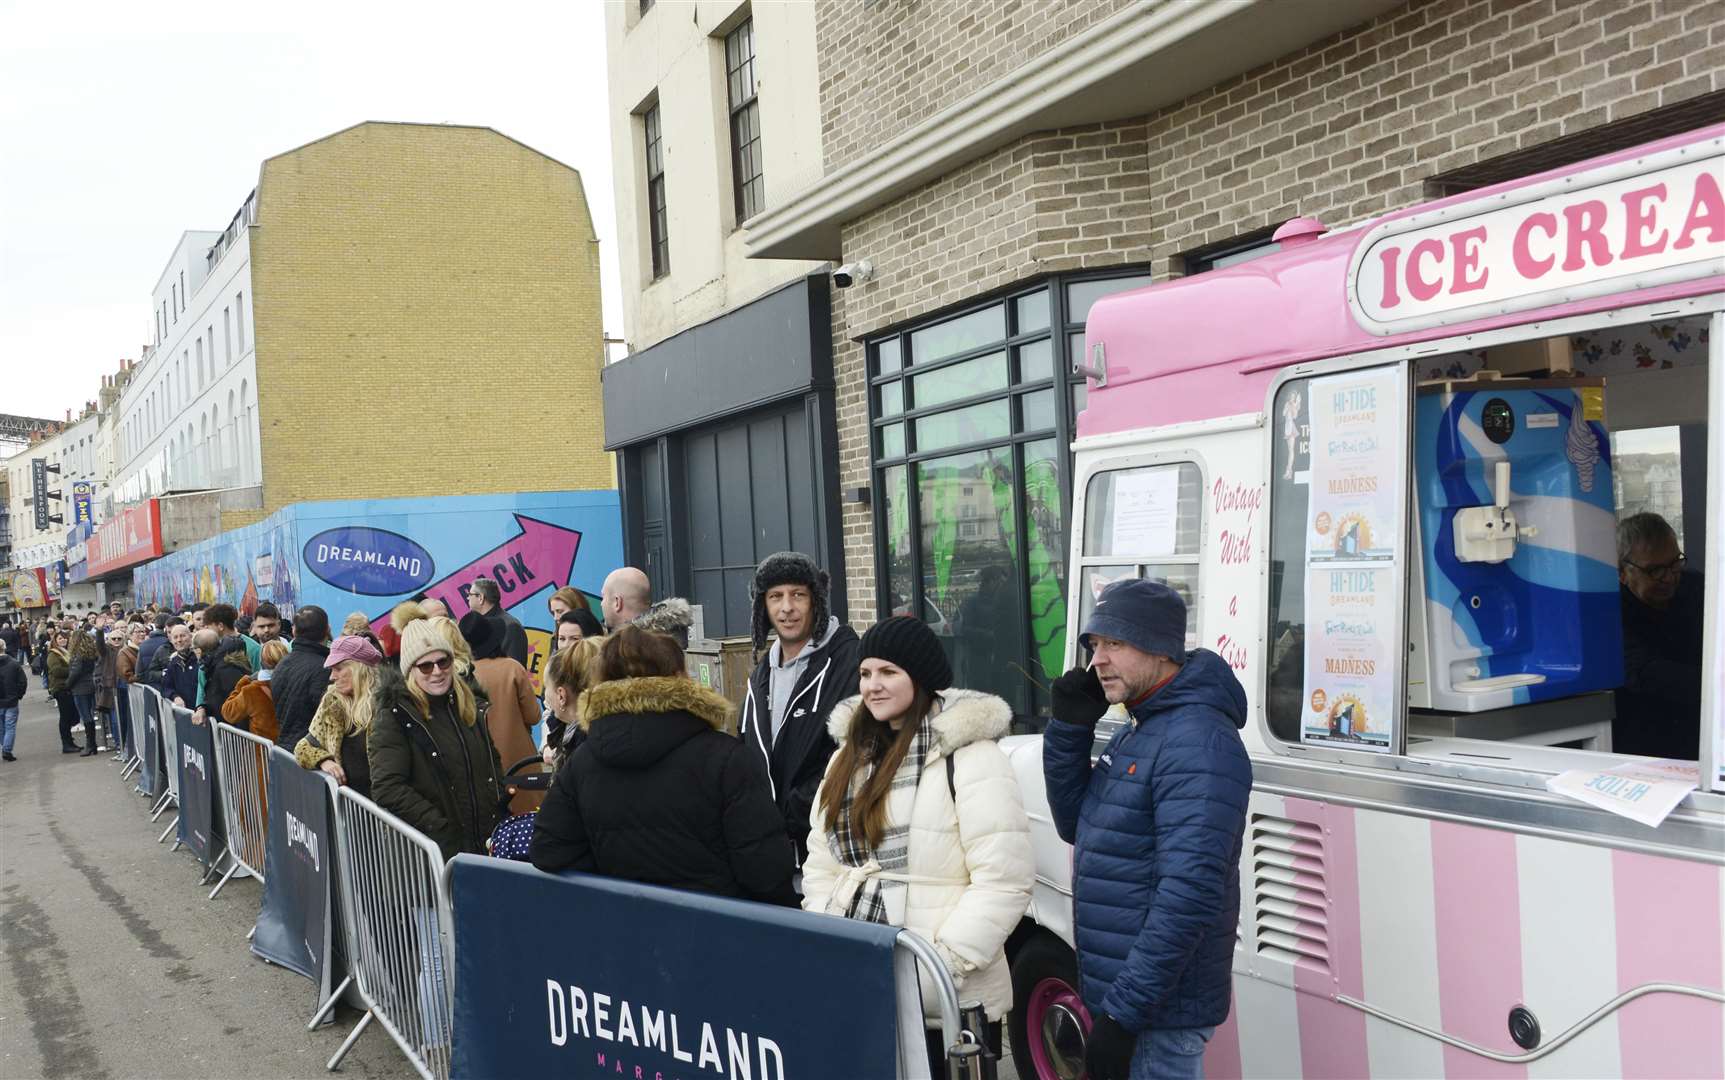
[156,703,187,847]
[211,722,272,900]
[328,786,455,1080]
[121,683,148,782]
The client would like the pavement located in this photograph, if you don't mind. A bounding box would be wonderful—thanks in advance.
[0,688,402,1080]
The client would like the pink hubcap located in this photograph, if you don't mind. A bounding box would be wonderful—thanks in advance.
[1025,975,1091,1080]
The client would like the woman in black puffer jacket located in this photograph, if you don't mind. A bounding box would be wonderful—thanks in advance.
[530,625,794,906]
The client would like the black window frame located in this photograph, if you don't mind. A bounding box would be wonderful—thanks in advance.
[866,268,1155,726]
[725,17,764,225]
[643,102,670,281]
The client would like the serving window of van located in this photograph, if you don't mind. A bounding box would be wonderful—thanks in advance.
[1078,460,1206,648]
[1262,312,1721,793]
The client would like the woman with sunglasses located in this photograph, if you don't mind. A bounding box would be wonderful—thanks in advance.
[368,617,507,861]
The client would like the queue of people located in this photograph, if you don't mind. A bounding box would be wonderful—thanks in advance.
[1,558,1260,1080]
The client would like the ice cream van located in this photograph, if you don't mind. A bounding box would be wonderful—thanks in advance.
[1002,123,1724,1078]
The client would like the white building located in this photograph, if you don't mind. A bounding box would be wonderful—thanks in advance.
[599,0,844,638]
[111,191,262,515]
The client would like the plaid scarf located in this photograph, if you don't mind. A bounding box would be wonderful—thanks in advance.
[829,718,931,925]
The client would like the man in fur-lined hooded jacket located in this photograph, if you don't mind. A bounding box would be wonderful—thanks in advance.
[737,552,860,872]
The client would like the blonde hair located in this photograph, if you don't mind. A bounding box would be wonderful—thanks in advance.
[342,611,371,638]
[545,636,605,705]
[260,639,290,670]
[404,661,478,728]
[343,661,381,733]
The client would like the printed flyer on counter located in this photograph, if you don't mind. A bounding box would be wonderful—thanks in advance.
[1301,564,1395,751]
[1306,366,1404,562]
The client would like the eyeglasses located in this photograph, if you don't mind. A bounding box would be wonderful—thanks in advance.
[413,655,455,675]
[1624,552,1685,580]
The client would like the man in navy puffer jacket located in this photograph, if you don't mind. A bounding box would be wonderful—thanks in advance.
[1043,579,1251,1080]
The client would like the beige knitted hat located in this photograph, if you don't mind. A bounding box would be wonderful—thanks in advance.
[399,617,452,674]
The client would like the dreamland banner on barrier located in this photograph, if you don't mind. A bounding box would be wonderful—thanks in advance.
[447,856,904,1080]
[254,748,339,1001]
[175,710,222,869]
[131,491,622,693]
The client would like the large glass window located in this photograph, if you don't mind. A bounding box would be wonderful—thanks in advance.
[869,270,1153,727]
[644,103,669,280]
[725,19,764,223]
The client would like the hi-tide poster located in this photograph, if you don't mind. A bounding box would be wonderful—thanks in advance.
[1302,365,1405,752]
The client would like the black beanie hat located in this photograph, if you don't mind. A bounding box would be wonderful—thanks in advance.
[858,615,952,693]
[750,551,831,652]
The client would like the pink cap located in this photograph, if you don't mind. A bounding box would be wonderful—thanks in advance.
[324,634,383,669]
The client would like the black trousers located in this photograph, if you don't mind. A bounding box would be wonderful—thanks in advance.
[925,1020,1001,1078]
[54,691,81,747]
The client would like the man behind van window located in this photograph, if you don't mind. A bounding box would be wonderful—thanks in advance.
[1615,512,1704,760]
[1043,579,1252,1080]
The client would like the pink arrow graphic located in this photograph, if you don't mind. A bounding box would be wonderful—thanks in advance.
[370,514,582,632]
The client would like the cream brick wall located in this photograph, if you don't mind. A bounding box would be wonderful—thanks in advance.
[249,122,610,514]
[814,0,1135,172]
[825,0,1725,625]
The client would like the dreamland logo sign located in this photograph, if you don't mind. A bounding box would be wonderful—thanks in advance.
[546,981,787,1080]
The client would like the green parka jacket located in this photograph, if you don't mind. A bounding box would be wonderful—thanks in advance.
[366,663,506,861]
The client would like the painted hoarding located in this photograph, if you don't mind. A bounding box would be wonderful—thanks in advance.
[132,491,622,689]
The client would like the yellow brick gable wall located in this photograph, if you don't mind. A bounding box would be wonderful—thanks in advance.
[249,122,610,514]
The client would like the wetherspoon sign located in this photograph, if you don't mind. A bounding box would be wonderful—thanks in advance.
[1351,136,1724,333]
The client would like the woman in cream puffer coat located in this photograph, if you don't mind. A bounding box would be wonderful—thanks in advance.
[801,616,1033,1040]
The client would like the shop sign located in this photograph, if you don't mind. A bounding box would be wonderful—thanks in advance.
[71,481,93,525]
[1351,137,1724,334]
[89,500,164,577]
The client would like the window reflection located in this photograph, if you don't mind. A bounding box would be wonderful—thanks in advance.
[918,447,1027,713]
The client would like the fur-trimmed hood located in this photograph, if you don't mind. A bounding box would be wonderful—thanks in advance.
[631,598,694,641]
[826,688,1011,755]
[579,675,734,734]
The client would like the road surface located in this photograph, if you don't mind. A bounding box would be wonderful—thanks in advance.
[0,688,401,1079]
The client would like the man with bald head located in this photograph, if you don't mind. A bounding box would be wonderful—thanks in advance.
[600,568,653,632]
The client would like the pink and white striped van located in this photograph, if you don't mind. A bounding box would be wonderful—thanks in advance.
[1003,122,1724,1079]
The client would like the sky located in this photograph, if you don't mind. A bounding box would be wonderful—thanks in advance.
[0,0,622,421]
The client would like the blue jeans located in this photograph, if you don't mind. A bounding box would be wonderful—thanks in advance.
[73,693,96,741]
[0,706,17,754]
[1131,1025,1214,1080]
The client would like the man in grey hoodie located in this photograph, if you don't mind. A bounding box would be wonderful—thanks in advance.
[736,552,860,870]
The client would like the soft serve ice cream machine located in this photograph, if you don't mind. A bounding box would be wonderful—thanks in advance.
[1410,375,1625,713]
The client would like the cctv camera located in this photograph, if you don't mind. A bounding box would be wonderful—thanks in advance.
[832,260,874,289]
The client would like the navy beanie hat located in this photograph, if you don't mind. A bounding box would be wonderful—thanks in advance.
[859,615,952,693]
[1080,578,1187,662]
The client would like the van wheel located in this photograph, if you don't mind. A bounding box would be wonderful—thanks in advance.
[1009,933,1091,1080]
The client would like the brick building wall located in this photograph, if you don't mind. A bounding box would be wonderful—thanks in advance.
[815,0,1133,171]
[828,0,1724,626]
[244,122,608,528]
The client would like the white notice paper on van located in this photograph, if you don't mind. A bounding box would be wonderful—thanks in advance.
[1545,758,1699,828]
[1110,468,1179,556]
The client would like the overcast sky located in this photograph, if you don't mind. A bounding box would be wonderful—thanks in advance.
[0,0,621,421]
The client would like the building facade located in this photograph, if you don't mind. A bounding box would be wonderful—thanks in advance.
[105,120,608,544]
[601,0,844,638]
[743,0,1724,723]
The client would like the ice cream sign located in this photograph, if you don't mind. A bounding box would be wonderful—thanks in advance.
[1350,135,1723,333]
